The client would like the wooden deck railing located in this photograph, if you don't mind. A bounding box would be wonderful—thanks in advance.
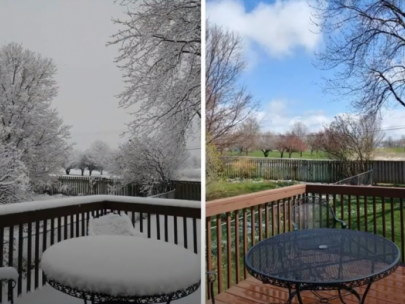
[0,196,201,303]
[206,184,405,300]
[206,184,307,298]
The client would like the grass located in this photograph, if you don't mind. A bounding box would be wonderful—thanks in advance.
[226,149,329,159]
[375,147,404,153]
[225,147,405,160]
[206,179,297,201]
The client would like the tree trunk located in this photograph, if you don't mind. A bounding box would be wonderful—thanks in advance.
[289,152,292,158]
[65,169,70,175]
[280,151,284,158]
[89,170,93,176]
[300,151,303,157]
[100,170,103,175]
[81,168,84,176]
[264,151,269,157]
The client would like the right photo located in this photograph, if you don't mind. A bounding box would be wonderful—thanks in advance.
[205,1,404,304]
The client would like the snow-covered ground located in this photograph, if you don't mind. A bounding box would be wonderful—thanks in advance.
[176,168,201,181]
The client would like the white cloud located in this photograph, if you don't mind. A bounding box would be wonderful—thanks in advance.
[206,0,321,59]
[260,99,331,133]
[260,100,405,138]
[380,108,405,139]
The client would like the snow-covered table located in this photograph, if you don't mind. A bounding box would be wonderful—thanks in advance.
[40,235,201,304]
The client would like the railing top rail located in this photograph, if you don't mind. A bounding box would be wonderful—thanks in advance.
[306,184,405,198]
[221,156,405,162]
[0,195,200,216]
[206,184,306,217]
[221,156,340,161]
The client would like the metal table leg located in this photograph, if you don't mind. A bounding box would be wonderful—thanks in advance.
[359,281,373,304]
[287,285,304,304]
[287,282,373,304]
[166,294,174,304]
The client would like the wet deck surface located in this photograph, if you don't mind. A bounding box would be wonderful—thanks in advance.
[209,265,405,304]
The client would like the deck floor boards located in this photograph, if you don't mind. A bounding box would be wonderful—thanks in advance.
[209,266,405,304]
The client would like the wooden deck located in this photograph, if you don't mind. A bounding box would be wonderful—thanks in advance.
[209,265,405,304]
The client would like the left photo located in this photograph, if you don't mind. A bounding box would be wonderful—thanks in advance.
[0,1,201,304]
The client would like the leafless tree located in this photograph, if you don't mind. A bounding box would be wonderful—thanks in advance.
[234,117,260,155]
[283,132,307,158]
[257,131,275,157]
[307,131,324,155]
[401,135,405,151]
[206,23,258,147]
[275,134,287,158]
[320,114,385,176]
[312,0,405,115]
[291,122,308,156]
[109,0,201,140]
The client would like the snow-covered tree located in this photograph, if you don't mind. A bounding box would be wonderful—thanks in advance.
[88,140,111,175]
[0,43,71,185]
[75,151,94,176]
[109,0,201,140]
[0,143,30,204]
[61,148,78,175]
[76,152,87,176]
[109,133,189,193]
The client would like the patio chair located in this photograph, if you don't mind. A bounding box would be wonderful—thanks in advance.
[88,211,145,237]
[0,267,18,304]
[291,196,347,230]
[207,271,216,304]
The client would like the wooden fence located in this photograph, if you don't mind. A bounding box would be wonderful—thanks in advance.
[48,176,201,201]
[221,157,405,184]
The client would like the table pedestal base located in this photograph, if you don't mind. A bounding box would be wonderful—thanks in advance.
[287,282,373,304]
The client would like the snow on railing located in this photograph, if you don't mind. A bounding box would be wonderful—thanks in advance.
[0,195,200,216]
[0,195,201,302]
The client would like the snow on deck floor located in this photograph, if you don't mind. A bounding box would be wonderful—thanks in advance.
[2,214,201,303]
[14,284,201,304]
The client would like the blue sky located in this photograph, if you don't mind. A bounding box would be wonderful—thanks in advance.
[206,0,405,138]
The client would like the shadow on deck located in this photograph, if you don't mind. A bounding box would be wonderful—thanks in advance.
[209,265,405,304]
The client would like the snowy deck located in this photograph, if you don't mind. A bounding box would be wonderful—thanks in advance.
[0,195,201,304]
[16,285,200,304]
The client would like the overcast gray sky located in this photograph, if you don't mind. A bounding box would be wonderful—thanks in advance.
[0,0,201,157]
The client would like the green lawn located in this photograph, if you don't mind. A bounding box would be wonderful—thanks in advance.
[225,147,405,160]
[226,149,329,159]
[375,147,404,153]
[206,179,297,201]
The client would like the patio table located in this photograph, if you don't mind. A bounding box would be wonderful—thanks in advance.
[40,235,201,304]
[245,228,400,304]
